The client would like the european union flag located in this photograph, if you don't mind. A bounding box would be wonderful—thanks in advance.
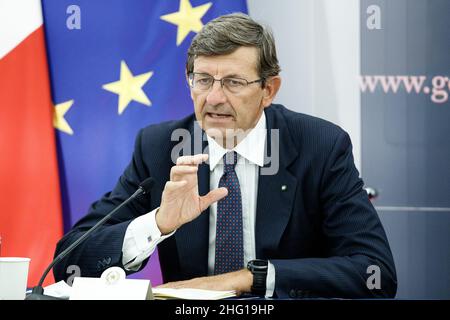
[42,0,247,284]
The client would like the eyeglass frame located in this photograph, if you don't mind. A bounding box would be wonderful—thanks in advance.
[187,72,266,93]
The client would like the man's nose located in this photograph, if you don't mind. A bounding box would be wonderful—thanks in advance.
[206,81,227,106]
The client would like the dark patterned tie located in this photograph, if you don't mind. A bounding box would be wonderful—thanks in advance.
[214,151,244,274]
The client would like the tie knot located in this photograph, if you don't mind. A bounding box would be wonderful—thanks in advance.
[223,151,238,172]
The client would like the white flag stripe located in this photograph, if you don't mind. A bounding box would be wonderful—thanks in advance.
[0,0,43,59]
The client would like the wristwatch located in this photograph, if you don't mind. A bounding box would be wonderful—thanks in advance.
[247,259,268,296]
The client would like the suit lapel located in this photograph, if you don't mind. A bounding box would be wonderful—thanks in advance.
[255,107,299,258]
[174,121,210,278]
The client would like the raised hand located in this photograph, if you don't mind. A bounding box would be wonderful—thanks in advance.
[155,154,228,234]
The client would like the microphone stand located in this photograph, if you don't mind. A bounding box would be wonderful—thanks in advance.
[26,178,154,300]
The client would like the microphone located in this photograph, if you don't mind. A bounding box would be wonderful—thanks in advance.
[25,177,155,300]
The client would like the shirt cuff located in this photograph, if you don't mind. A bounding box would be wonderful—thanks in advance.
[122,207,175,270]
[265,261,276,297]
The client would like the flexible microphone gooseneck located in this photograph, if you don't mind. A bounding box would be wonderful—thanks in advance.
[25,177,155,300]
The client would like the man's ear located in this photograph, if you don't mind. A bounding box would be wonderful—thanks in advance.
[261,76,281,108]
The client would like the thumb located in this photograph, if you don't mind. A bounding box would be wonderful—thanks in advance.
[199,187,228,212]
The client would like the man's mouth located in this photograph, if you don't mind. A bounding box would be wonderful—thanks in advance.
[206,112,233,119]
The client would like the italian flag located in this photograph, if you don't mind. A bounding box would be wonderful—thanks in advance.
[0,0,63,286]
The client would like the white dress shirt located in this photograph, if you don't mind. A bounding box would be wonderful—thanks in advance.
[122,112,275,297]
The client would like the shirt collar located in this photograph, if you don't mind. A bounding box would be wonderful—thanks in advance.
[207,112,266,170]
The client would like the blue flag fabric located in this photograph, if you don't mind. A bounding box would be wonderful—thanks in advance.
[42,0,247,284]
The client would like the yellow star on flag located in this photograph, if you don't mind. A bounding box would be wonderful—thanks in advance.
[102,61,153,115]
[54,100,74,135]
[160,0,212,46]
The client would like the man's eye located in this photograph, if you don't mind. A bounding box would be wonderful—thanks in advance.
[196,77,211,85]
[225,79,245,87]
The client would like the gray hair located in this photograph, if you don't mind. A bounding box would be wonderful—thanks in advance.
[186,13,281,83]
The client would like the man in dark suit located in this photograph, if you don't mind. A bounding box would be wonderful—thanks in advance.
[53,13,397,298]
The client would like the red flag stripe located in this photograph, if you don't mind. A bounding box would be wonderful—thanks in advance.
[0,26,63,287]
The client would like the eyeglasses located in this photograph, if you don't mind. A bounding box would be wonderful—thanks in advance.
[188,72,264,94]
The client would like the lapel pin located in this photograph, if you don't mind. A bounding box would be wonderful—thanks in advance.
[281,185,287,191]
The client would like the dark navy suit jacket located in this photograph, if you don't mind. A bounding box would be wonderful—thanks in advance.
[53,104,397,298]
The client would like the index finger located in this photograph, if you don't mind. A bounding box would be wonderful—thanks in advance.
[176,154,208,166]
